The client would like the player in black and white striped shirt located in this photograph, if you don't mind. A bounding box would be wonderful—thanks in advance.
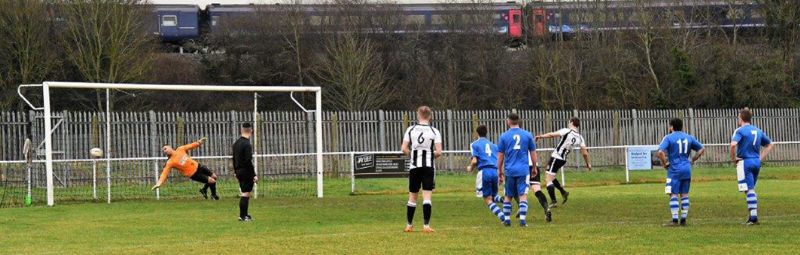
[401,106,442,233]
[536,117,592,208]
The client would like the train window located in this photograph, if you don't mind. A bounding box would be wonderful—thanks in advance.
[406,15,426,25]
[513,14,520,23]
[161,15,177,27]
[211,16,219,26]
[493,13,502,20]
[431,15,446,25]
[726,8,743,20]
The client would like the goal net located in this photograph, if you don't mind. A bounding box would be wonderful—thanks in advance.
[7,82,323,207]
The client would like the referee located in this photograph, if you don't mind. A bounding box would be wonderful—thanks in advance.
[401,106,442,233]
[233,123,257,222]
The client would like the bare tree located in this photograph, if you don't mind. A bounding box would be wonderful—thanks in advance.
[313,34,392,111]
[0,1,58,110]
[60,0,155,110]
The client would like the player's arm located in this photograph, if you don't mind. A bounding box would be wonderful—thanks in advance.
[760,134,774,162]
[467,157,477,172]
[497,152,505,183]
[692,148,705,165]
[580,145,592,171]
[730,142,740,163]
[434,143,443,159]
[152,164,171,190]
[657,150,670,170]
[535,131,562,141]
[243,142,257,182]
[433,130,443,159]
[180,137,207,151]
[401,128,411,156]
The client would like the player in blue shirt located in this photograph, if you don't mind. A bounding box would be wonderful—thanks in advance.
[730,108,774,225]
[657,118,705,227]
[497,113,538,227]
[466,125,506,224]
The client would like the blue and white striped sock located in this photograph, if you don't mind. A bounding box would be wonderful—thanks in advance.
[680,197,690,220]
[494,195,503,203]
[747,190,758,221]
[669,196,680,222]
[519,201,528,221]
[503,202,512,223]
[488,202,506,222]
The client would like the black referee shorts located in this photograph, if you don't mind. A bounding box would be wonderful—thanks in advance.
[546,157,568,174]
[190,165,214,184]
[409,167,435,193]
[236,172,255,193]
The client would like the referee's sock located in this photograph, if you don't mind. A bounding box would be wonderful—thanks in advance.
[406,201,417,226]
[239,196,250,218]
[422,200,432,226]
[201,184,209,192]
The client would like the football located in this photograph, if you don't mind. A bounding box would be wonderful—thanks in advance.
[90,148,103,158]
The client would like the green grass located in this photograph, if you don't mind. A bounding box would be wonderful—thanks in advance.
[1,167,800,254]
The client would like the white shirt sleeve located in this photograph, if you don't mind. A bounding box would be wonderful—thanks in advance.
[403,126,412,142]
[580,136,587,147]
[434,128,443,144]
[558,128,571,136]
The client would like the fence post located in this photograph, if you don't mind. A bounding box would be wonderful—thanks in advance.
[402,113,410,131]
[379,110,386,151]
[687,108,694,134]
[632,109,640,145]
[613,111,621,165]
[331,113,339,177]
[446,110,454,170]
[176,116,185,145]
[149,111,159,200]
[471,113,479,140]
[307,111,315,154]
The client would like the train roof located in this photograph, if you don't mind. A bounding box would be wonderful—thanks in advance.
[152,4,201,11]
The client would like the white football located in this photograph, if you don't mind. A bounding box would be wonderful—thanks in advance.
[90,148,103,158]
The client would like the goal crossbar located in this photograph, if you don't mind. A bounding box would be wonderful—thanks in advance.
[35,81,324,206]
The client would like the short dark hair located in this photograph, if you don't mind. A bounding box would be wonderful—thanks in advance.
[669,118,683,131]
[739,108,753,123]
[241,123,252,129]
[507,113,520,125]
[476,125,488,137]
[570,117,580,128]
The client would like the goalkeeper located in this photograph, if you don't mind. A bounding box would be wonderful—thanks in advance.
[151,137,219,200]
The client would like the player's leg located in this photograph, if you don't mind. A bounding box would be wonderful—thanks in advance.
[421,167,435,232]
[545,158,559,206]
[189,171,212,199]
[679,179,691,226]
[529,167,551,222]
[406,168,421,232]
[744,160,760,225]
[502,178,516,226]
[482,174,506,223]
[552,178,569,205]
[208,170,219,199]
[517,176,530,227]
[238,178,254,221]
[664,177,680,226]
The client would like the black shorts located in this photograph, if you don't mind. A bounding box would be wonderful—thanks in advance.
[239,180,254,193]
[529,166,541,185]
[190,165,214,184]
[409,167,435,193]
[546,157,568,174]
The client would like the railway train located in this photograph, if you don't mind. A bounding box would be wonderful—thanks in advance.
[151,1,764,47]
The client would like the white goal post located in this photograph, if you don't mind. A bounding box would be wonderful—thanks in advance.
[33,81,324,206]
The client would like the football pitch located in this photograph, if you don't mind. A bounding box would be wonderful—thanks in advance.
[2,167,800,254]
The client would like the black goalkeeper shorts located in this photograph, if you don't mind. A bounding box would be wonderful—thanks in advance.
[190,165,214,184]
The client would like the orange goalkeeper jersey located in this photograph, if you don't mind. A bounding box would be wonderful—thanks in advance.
[158,142,200,184]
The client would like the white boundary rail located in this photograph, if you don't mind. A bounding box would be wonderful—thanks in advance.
[21,82,324,206]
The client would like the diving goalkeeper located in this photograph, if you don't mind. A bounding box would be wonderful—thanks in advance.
[151,137,219,200]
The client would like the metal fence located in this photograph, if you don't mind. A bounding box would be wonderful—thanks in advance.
[0,108,798,205]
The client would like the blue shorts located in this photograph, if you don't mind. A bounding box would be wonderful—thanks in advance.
[737,159,761,192]
[665,177,691,195]
[475,170,499,198]
[504,175,529,198]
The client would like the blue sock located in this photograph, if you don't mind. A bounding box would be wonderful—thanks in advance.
[494,195,503,203]
[503,202,512,223]
[669,196,679,222]
[519,201,528,223]
[681,197,690,220]
[747,190,758,221]
[489,202,506,222]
